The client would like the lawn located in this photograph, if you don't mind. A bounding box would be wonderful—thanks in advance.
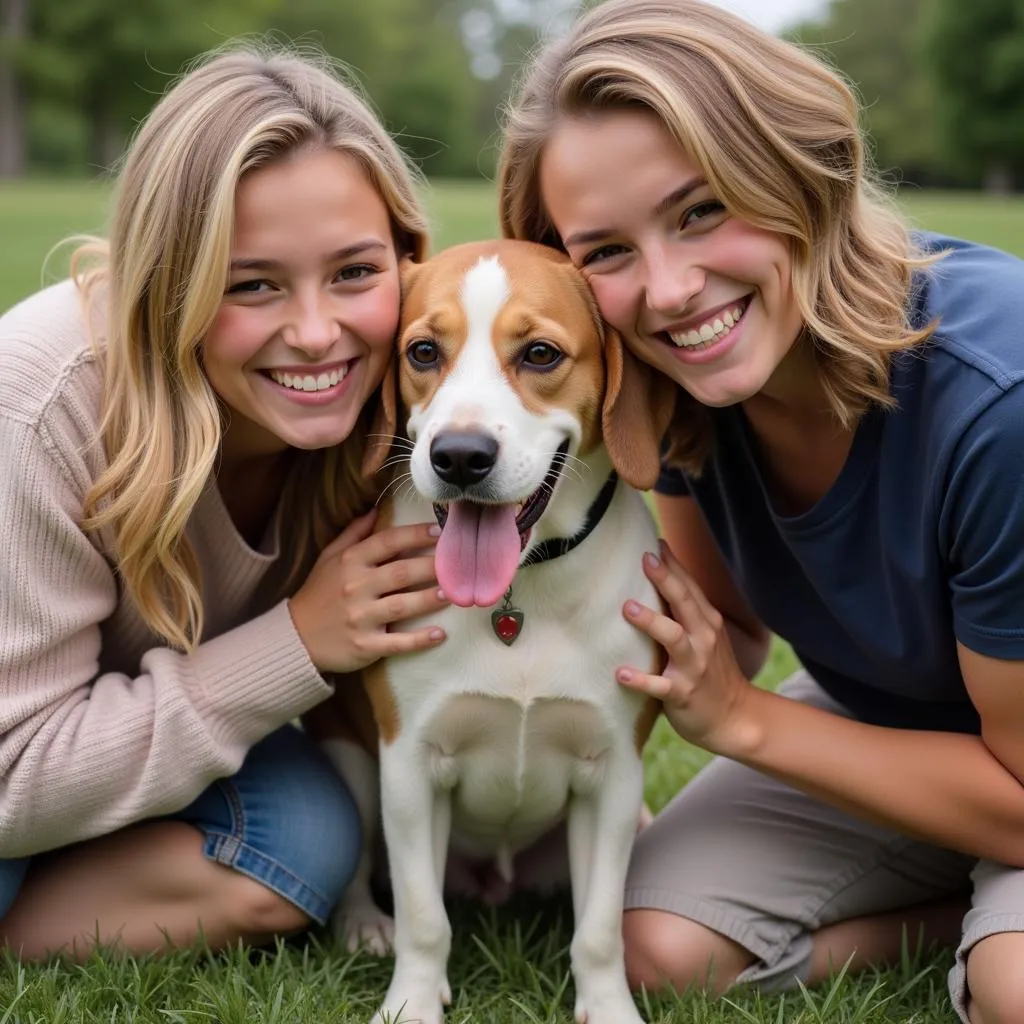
[2,179,1022,1021]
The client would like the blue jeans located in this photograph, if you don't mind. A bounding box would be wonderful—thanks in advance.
[0,725,361,925]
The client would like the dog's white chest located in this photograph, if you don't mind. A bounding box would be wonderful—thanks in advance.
[385,486,658,854]
[422,691,614,851]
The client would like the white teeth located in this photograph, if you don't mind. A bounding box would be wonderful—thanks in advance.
[268,365,348,391]
[668,302,747,349]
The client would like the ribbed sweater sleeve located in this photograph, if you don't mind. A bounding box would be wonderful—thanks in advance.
[0,284,333,858]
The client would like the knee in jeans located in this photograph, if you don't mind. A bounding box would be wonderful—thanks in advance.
[228,876,312,939]
[623,909,749,997]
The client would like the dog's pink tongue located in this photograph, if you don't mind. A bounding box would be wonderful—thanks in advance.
[435,502,520,608]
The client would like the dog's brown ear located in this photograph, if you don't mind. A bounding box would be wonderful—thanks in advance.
[601,326,677,490]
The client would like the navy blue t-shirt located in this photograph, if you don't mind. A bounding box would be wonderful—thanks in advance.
[657,233,1024,733]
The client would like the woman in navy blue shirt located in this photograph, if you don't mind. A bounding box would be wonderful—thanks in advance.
[500,1,1024,1021]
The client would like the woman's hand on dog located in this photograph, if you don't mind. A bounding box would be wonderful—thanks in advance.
[617,540,759,757]
[289,509,449,673]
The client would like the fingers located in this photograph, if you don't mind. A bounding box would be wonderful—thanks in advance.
[617,596,690,700]
[621,550,712,686]
[657,540,720,622]
[615,665,673,699]
[641,546,721,640]
[341,622,448,662]
[367,580,450,629]
[375,625,448,657]
[323,515,442,566]
[623,596,690,655]
[365,554,439,599]
[347,521,442,567]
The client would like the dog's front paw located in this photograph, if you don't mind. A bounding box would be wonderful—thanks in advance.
[574,981,645,1024]
[371,978,451,1024]
[331,895,395,956]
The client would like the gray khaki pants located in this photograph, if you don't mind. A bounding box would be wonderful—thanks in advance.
[625,670,1024,1022]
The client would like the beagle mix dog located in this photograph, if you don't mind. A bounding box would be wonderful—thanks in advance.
[307,240,676,1024]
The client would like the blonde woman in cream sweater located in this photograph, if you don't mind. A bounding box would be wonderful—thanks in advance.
[0,45,448,960]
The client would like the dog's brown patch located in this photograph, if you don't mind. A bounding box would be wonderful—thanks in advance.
[633,696,661,754]
[397,305,469,420]
[365,659,400,745]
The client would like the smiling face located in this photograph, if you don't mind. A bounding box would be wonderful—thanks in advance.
[538,108,806,409]
[203,147,401,463]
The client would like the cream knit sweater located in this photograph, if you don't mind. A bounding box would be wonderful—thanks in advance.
[0,281,333,858]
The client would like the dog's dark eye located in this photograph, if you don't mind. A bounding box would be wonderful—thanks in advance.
[407,339,440,369]
[522,342,562,369]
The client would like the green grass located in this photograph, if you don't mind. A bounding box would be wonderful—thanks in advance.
[0,177,111,313]
[5,179,1019,1021]
[899,189,1024,257]
[425,179,500,252]
[0,924,959,1023]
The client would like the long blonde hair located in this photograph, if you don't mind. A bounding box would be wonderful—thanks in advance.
[77,43,428,651]
[499,0,938,471]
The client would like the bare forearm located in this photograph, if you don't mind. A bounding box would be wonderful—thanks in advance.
[622,540,1024,865]
[730,687,1024,866]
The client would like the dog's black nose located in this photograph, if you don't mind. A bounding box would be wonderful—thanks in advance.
[430,430,499,488]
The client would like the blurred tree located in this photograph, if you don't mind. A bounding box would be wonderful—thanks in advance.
[261,0,584,177]
[20,0,273,172]
[6,0,585,178]
[922,0,1024,191]
[0,0,28,177]
[262,0,481,176]
[457,0,574,176]
[788,0,946,186]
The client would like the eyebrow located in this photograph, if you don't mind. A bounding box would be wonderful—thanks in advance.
[561,177,707,249]
[229,240,388,272]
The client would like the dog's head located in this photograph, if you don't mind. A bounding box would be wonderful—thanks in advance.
[365,240,675,607]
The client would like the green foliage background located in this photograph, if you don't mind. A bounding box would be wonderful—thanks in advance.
[4,0,1024,188]
[5,0,555,179]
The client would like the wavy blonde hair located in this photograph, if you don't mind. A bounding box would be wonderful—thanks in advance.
[499,0,939,471]
[76,43,428,651]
